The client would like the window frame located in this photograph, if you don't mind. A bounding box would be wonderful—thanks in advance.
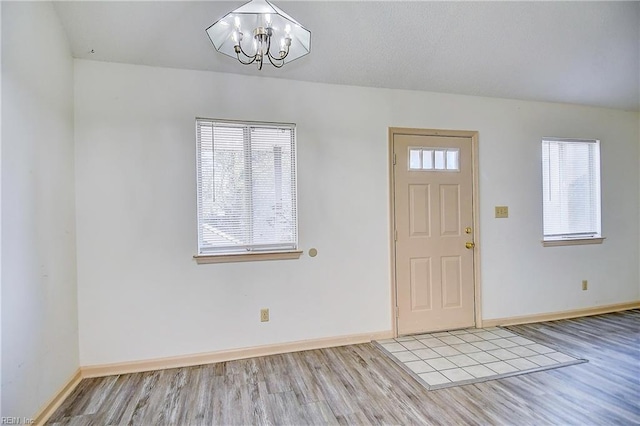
[541,137,605,247]
[193,118,302,263]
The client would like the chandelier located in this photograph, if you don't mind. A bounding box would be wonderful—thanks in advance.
[206,0,311,70]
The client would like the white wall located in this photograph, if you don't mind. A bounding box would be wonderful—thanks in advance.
[75,60,639,366]
[74,63,393,365]
[386,91,640,319]
[1,1,79,418]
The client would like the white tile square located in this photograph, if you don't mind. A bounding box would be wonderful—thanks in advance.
[471,341,500,351]
[463,364,496,378]
[418,371,451,386]
[467,328,486,334]
[448,329,469,335]
[401,340,428,351]
[451,343,482,354]
[492,338,519,348]
[441,368,475,382]
[485,361,519,374]
[396,336,415,342]
[476,331,502,340]
[467,351,500,364]
[507,336,536,345]
[394,351,420,362]
[458,333,484,343]
[506,357,539,371]
[448,354,478,367]
[527,343,555,354]
[412,333,435,339]
[418,338,448,348]
[433,346,462,357]
[438,335,466,345]
[490,329,518,338]
[507,346,538,357]
[527,354,557,367]
[405,360,435,374]
[486,348,520,361]
[377,339,396,344]
[546,352,577,363]
[431,331,451,337]
[425,357,457,371]
[413,348,440,360]
[381,343,407,353]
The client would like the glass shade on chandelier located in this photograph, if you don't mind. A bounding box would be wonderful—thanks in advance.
[206,0,311,70]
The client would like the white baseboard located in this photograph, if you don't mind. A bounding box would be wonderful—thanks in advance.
[38,302,640,424]
[33,368,82,426]
[81,330,394,378]
[482,301,640,328]
[33,331,393,424]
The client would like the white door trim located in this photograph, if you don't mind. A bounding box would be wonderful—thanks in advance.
[388,127,482,337]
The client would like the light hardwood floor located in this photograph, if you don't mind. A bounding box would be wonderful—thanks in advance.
[48,310,640,425]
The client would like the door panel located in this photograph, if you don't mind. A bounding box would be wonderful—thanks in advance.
[441,256,462,308]
[440,184,460,236]
[394,133,475,335]
[410,257,432,310]
[409,184,431,236]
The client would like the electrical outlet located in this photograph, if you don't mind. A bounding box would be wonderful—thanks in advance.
[260,308,270,322]
[582,280,588,291]
[495,206,509,218]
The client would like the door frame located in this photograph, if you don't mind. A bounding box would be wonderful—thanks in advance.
[388,127,482,337]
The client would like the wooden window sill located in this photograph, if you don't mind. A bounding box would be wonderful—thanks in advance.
[541,237,605,247]
[194,250,303,264]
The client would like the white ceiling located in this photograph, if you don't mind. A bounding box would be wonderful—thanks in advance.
[53,1,640,111]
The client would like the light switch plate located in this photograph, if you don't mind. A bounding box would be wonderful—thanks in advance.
[495,206,509,218]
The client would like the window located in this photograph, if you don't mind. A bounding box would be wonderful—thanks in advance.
[195,118,299,261]
[409,148,459,171]
[541,138,603,246]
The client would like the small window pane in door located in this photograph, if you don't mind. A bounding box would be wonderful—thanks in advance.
[409,149,421,170]
[434,150,445,170]
[422,150,434,170]
[446,149,459,170]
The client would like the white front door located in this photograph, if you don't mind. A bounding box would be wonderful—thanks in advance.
[393,131,476,335]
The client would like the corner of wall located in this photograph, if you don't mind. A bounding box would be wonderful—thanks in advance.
[1,1,79,419]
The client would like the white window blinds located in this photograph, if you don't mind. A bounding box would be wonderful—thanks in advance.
[196,119,297,255]
[542,138,601,240]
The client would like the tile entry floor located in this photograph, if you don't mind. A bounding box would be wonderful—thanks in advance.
[374,326,586,390]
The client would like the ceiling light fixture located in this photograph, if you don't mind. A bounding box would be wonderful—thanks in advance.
[206,0,311,70]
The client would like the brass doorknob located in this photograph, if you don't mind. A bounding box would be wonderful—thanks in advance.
[465,242,475,249]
